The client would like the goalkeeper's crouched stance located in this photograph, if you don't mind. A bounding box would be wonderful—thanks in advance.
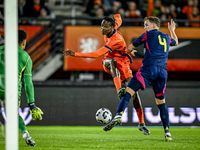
[0,29,44,146]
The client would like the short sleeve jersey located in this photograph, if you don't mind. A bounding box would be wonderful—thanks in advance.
[132,29,176,68]
[103,17,132,62]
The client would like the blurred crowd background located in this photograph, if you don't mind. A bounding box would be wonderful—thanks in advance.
[0,0,199,27]
[85,0,200,27]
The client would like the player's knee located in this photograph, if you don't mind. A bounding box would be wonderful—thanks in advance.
[155,97,165,105]
[126,87,135,96]
[104,59,117,69]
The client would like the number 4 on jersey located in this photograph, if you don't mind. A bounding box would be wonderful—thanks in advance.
[158,35,167,52]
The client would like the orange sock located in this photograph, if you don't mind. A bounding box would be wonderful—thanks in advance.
[113,77,121,92]
[136,107,144,124]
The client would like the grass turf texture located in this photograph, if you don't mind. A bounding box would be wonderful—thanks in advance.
[0,126,200,149]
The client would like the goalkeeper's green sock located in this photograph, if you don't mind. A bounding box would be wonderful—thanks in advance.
[19,116,27,133]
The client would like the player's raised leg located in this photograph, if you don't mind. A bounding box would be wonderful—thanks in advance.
[103,91,132,131]
[103,115,122,131]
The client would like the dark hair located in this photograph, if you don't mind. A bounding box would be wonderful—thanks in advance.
[18,29,27,44]
[102,16,115,27]
[144,16,160,28]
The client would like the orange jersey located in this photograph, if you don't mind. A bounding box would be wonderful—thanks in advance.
[182,6,193,16]
[189,14,200,27]
[103,14,133,63]
[75,14,133,63]
[74,14,133,81]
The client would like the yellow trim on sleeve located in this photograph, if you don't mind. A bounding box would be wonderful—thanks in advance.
[19,56,31,82]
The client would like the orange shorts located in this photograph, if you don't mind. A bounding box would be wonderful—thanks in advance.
[103,57,133,81]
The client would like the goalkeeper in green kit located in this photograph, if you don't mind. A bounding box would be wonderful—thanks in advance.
[0,29,43,146]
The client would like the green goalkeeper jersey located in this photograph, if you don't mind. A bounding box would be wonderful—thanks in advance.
[0,45,35,103]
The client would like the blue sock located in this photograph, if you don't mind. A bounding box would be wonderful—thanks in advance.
[157,103,170,133]
[116,93,131,116]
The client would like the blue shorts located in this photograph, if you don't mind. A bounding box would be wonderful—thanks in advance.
[128,65,167,99]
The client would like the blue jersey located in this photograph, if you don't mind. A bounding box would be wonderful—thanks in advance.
[132,29,176,69]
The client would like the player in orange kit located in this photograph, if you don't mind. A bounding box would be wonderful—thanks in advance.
[63,14,150,135]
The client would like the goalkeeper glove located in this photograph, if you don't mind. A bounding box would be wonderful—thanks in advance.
[28,103,44,121]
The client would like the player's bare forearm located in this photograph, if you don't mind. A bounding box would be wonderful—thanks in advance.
[126,44,137,57]
[168,19,178,46]
[170,30,178,46]
[63,49,75,57]
[169,30,178,46]
[127,43,136,53]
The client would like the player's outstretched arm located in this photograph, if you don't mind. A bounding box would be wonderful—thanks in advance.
[126,43,137,57]
[168,19,178,46]
[63,49,75,57]
[63,47,109,58]
[127,43,136,53]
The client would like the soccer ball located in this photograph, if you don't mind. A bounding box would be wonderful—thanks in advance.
[95,108,112,124]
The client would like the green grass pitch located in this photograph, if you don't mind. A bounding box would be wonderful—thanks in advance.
[0,126,200,149]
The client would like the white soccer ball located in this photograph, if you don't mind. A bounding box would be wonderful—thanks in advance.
[95,108,112,124]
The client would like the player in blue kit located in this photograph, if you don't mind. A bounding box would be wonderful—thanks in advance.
[103,17,178,141]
